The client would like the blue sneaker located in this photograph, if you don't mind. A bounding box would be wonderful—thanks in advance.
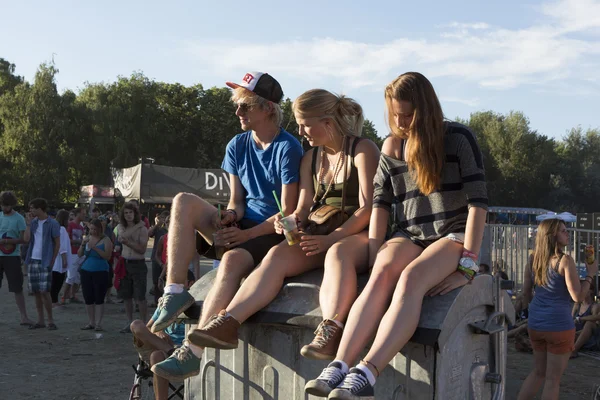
[151,291,195,333]
[151,343,201,380]
[328,368,375,399]
[304,361,347,397]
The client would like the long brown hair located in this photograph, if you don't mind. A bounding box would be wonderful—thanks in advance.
[532,219,565,287]
[119,202,141,227]
[385,72,445,195]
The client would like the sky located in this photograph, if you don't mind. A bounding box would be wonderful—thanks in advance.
[1,0,599,140]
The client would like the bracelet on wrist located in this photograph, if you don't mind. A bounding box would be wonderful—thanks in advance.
[226,209,238,222]
[462,249,478,260]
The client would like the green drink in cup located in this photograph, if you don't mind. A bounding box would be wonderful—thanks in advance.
[280,215,302,246]
[213,231,228,260]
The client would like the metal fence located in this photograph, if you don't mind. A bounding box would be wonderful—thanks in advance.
[482,224,600,294]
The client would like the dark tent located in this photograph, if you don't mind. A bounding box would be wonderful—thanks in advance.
[112,163,230,204]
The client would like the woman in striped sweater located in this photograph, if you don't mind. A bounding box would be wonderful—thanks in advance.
[305,72,488,399]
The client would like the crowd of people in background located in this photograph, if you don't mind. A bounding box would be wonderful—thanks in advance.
[0,191,192,334]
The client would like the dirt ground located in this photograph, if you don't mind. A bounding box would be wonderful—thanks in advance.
[1,247,599,399]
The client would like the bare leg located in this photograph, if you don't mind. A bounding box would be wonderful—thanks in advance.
[167,193,218,285]
[34,293,45,325]
[41,292,54,324]
[62,283,71,300]
[125,298,134,323]
[14,291,33,324]
[131,320,173,352]
[361,239,463,372]
[85,304,96,326]
[573,322,595,353]
[227,241,324,324]
[96,304,105,327]
[517,350,547,399]
[150,350,170,400]
[197,248,255,328]
[138,300,148,322]
[335,238,422,366]
[540,352,570,400]
[320,233,369,322]
[72,283,80,298]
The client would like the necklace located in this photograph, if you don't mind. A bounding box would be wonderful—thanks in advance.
[312,138,346,207]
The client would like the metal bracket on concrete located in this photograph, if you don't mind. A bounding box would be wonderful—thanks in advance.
[469,312,506,335]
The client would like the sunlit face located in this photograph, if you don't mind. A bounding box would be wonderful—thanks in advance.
[556,223,569,247]
[124,208,135,223]
[235,102,269,131]
[390,99,415,133]
[295,115,332,147]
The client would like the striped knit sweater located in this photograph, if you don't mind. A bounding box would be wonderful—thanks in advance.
[373,122,488,241]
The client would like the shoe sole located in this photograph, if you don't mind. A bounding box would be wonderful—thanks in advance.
[329,389,374,400]
[151,295,195,333]
[300,346,336,361]
[304,380,333,397]
[151,364,199,381]
[188,330,238,350]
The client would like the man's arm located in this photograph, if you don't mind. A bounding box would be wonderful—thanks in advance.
[2,231,26,246]
[226,174,246,221]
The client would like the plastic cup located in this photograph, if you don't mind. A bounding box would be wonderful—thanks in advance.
[280,215,302,246]
[213,232,228,260]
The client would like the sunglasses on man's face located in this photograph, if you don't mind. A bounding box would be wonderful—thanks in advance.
[235,103,254,113]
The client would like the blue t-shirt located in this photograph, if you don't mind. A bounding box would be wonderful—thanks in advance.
[0,212,26,257]
[221,129,303,222]
[151,308,185,346]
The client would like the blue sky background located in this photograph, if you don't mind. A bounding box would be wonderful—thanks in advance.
[1,0,599,140]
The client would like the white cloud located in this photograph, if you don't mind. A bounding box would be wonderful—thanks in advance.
[183,0,600,92]
[441,96,481,107]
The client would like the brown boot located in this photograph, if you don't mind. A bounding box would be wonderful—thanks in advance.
[188,310,240,349]
[301,319,342,360]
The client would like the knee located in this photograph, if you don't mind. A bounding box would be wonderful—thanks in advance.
[369,261,401,287]
[150,350,166,366]
[130,319,146,334]
[397,266,428,297]
[172,192,198,212]
[218,251,253,279]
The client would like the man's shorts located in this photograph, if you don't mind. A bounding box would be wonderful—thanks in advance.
[118,259,148,301]
[392,230,465,249]
[28,260,52,293]
[0,256,24,293]
[66,253,82,285]
[196,218,283,265]
[528,328,575,354]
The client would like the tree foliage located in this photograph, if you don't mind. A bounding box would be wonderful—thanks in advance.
[0,58,598,212]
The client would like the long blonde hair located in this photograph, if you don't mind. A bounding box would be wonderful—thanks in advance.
[385,72,445,195]
[293,89,364,138]
[532,219,565,287]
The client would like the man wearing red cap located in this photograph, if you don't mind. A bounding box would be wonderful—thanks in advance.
[151,72,303,379]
